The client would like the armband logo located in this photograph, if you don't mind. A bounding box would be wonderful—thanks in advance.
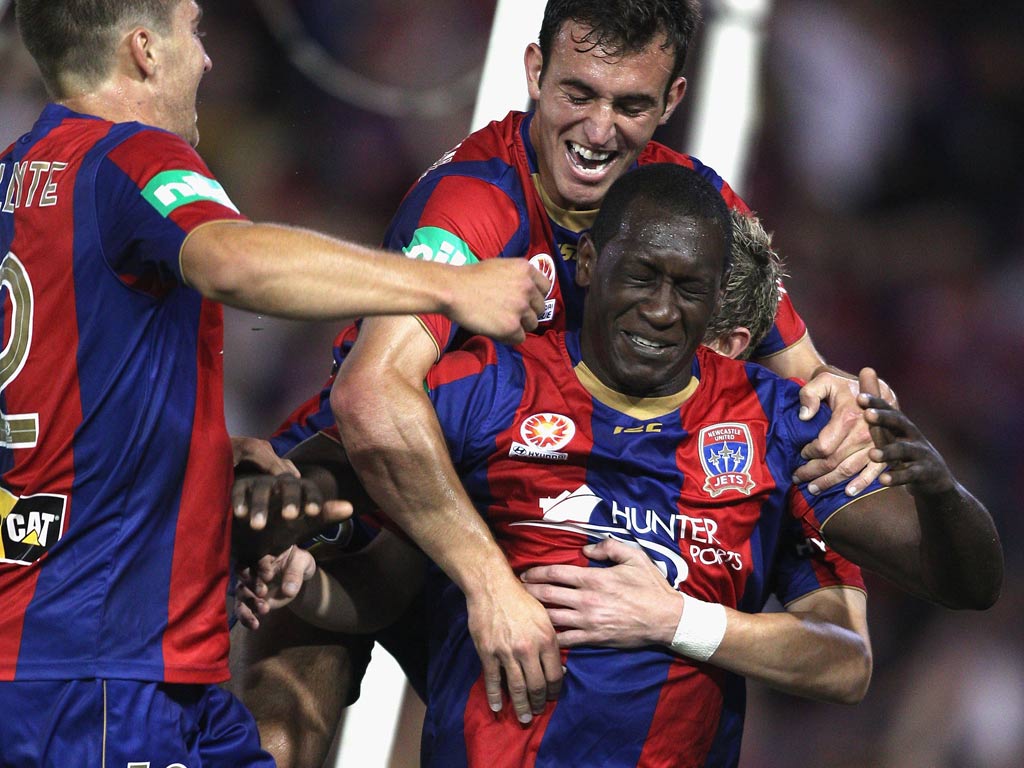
[529,253,558,323]
[402,227,478,266]
[698,422,756,497]
[0,489,67,566]
[142,170,239,216]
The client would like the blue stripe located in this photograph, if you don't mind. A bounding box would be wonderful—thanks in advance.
[19,121,202,679]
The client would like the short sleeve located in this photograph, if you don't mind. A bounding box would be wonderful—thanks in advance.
[97,127,247,290]
[383,171,524,355]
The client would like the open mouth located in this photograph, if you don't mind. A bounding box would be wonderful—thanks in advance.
[625,331,673,356]
[567,141,617,175]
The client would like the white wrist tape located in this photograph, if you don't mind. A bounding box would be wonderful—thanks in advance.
[670,594,727,662]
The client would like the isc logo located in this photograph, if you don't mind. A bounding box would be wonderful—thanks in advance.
[613,423,662,434]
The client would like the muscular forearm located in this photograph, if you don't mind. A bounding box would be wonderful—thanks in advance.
[914,484,1002,609]
[822,486,1002,610]
[704,596,872,704]
[332,347,521,601]
[182,221,458,321]
[289,532,427,634]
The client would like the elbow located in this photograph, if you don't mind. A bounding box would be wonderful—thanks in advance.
[929,547,1004,611]
[331,359,398,455]
[837,648,873,705]
[822,640,873,706]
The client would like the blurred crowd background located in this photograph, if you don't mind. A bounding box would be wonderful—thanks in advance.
[2,1,1021,765]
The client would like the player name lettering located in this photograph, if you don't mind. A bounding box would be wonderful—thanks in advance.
[610,500,720,544]
[1,160,68,212]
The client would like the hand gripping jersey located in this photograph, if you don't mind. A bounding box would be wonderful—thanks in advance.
[0,105,248,683]
[421,334,869,768]
[271,110,807,453]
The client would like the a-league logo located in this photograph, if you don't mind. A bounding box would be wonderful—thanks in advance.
[698,422,756,497]
[509,413,575,461]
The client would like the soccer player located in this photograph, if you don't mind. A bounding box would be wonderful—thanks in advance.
[0,1,546,765]
[325,0,895,725]
[244,163,1001,767]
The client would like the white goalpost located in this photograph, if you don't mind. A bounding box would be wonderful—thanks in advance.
[329,1,771,765]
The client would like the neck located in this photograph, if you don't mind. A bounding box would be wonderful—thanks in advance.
[58,80,151,127]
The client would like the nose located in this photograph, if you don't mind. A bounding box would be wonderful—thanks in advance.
[637,280,680,328]
[203,51,213,73]
[582,101,615,147]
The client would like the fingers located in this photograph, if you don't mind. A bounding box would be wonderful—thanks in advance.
[322,499,355,522]
[582,536,642,564]
[858,367,881,398]
[279,546,316,598]
[483,658,505,714]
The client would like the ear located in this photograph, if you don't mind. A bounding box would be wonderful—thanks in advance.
[707,327,752,360]
[525,43,544,102]
[575,234,597,288]
[658,76,687,125]
[126,26,157,79]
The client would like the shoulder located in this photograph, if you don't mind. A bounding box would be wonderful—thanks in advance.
[638,143,749,212]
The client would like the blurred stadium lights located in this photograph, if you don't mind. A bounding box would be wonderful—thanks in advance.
[251,0,481,118]
[470,0,547,131]
[686,0,773,196]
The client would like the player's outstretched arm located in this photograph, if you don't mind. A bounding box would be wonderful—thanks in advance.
[761,335,896,497]
[819,369,1003,610]
[181,221,547,342]
[332,315,563,724]
[521,538,872,704]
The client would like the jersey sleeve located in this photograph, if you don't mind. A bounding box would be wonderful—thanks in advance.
[766,375,886,531]
[770,514,865,606]
[750,281,808,359]
[97,127,247,292]
[424,336,513,467]
[383,172,525,356]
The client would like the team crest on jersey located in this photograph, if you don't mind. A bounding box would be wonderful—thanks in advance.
[698,422,757,497]
[509,412,575,461]
[0,489,67,566]
[529,253,557,322]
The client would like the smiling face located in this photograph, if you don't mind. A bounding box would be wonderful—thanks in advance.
[525,21,686,211]
[577,198,727,397]
[152,0,212,146]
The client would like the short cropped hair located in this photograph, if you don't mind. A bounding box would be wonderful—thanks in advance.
[538,0,702,89]
[15,0,175,96]
[590,162,733,279]
[703,211,786,359]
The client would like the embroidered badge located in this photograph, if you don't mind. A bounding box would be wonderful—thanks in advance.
[698,422,756,497]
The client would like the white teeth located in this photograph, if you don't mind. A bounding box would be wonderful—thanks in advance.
[629,333,667,350]
[569,142,612,162]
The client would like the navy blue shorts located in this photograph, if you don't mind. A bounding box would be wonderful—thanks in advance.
[0,679,275,768]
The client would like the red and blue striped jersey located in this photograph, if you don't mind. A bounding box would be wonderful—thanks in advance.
[0,105,248,683]
[273,109,804,452]
[421,333,867,768]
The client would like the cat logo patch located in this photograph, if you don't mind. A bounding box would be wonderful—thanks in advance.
[509,413,575,461]
[698,422,756,497]
[0,490,67,565]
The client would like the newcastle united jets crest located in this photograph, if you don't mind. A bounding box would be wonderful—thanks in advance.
[698,422,756,497]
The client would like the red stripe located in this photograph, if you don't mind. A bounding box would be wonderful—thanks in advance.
[161,298,232,682]
[0,124,87,678]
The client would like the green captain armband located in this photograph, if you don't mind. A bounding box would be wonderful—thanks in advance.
[402,227,479,266]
